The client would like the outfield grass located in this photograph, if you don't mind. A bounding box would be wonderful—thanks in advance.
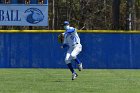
[0,69,140,93]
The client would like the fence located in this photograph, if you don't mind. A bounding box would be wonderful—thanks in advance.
[0,30,140,68]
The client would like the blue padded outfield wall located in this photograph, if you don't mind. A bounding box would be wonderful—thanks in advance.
[0,31,140,69]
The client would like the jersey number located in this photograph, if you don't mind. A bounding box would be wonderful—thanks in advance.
[70,35,74,40]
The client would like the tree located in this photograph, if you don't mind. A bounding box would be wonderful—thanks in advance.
[112,0,120,30]
[0,0,139,30]
[135,0,140,30]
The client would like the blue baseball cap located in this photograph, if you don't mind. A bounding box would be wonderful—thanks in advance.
[63,21,69,25]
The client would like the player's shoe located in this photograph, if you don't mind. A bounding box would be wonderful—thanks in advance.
[72,73,78,80]
[78,63,83,71]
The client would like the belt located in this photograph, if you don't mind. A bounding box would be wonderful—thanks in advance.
[72,43,79,46]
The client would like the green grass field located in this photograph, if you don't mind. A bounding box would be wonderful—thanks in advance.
[0,69,140,93]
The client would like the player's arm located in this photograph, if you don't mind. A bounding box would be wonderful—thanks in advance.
[66,27,75,33]
[61,39,68,48]
[61,33,68,48]
[61,44,68,48]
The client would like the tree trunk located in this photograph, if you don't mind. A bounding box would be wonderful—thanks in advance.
[112,0,120,30]
[52,0,55,30]
[135,0,140,30]
[132,0,136,30]
[126,0,133,30]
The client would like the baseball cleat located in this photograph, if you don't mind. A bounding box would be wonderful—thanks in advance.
[72,73,78,80]
[78,63,83,71]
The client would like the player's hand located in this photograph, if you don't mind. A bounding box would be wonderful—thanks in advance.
[58,33,64,44]
[60,46,63,48]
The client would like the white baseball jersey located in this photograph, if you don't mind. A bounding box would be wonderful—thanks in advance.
[63,25,82,64]
[63,25,81,47]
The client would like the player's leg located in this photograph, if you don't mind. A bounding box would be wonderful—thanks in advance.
[75,57,81,64]
[71,44,83,71]
[75,58,83,71]
[65,52,75,73]
[65,50,78,80]
[71,45,82,59]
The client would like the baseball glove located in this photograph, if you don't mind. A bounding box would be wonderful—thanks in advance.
[58,33,64,43]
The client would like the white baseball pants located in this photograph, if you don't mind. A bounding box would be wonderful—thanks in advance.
[65,44,82,64]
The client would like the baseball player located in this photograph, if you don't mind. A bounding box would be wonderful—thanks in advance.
[61,21,83,80]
